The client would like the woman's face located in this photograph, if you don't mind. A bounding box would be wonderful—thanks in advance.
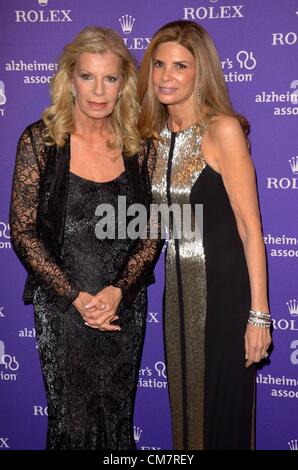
[71,51,123,120]
[152,42,197,108]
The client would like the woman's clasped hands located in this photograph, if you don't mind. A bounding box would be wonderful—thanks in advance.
[73,286,122,332]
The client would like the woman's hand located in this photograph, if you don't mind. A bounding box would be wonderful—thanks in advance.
[244,324,271,367]
[72,291,95,319]
[72,290,121,332]
[84,286,123,332]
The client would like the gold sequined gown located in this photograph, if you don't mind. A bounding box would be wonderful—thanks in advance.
[152,123,255,450]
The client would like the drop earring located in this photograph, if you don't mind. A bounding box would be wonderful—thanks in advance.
[196,88,201,105]
[70,86,76,98]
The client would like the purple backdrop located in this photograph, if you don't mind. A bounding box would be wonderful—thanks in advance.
[0,0,297,451]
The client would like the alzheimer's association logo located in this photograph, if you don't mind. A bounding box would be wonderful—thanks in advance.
[0,222,11,249]
[0,80,6,117]
[236,50,256,70]
[0,340,20,381]
[0,222,9,238]
[0,81,6,105]
[221,49,256,83]
[255,80,298,116]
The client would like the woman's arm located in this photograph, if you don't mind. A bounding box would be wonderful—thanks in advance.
[10,125,79,311]
[207,116,271,365]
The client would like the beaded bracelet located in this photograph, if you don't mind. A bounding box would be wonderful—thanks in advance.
[247,318,271,328]
[248,309,271,328]
[249,309,271,318]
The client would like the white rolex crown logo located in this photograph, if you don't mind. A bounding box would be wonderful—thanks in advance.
[287,299,298,316]
[288,439,298,450]
[119,14,135,34]
[133,425,142,443]
[289,156,298,174]
[38,0,48,6]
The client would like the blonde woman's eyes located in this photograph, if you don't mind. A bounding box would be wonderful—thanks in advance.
[79,73,92,80]
[105,76,118,83]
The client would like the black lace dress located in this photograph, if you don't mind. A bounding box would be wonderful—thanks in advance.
[10,121,162,450]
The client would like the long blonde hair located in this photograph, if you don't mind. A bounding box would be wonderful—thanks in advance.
[138,20,249,139]
[43,26,141,155]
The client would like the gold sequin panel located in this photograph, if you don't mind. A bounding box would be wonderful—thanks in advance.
[152,124,207,450]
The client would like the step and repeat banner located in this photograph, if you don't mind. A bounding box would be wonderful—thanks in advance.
[0,0,297,451]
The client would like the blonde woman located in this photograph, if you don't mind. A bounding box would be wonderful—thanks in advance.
[138,20,271,450]
[10,26,161,450]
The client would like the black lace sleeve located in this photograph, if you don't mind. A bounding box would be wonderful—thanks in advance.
[112,139,164,304]
[9,124,79,310]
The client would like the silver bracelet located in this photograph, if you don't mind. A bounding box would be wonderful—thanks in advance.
[249,309,270,318]
[249,314,271,322]
[248,309,271,328]
[247,318,271,329]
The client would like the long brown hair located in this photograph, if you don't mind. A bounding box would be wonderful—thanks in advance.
[138,20,249,140]
[43,26,141,155]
